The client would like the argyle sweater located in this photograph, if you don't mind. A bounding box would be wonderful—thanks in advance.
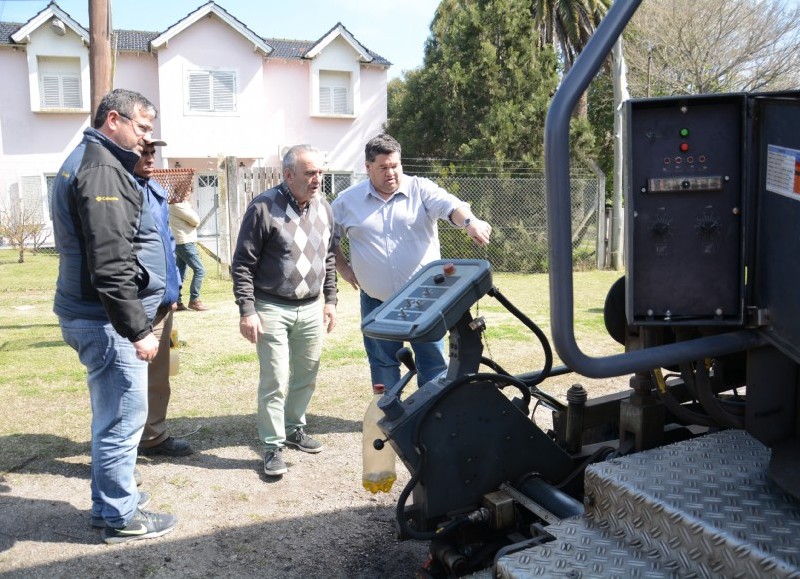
[232,183,337,317]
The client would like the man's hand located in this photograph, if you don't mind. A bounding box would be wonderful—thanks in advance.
[466,219,492,246]
[323,303,337,333]
[133,333,159,363]
[239,313,263,344]
[338,262,360,291]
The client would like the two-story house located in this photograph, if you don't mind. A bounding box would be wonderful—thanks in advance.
[0,0,390,246]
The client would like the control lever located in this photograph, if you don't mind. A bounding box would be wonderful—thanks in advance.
[377,347,417,420]
[397,346,417,374]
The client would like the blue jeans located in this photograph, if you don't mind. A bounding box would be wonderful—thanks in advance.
[175,242,205,302]
[360,291,447,389]
[59,317,148,528]
[254,299,323,449]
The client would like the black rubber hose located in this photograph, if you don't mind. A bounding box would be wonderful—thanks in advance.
[652,369,719,428]
[694,360,745,429]
[488,286,553,387]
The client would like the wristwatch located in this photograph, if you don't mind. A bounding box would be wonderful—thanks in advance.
[463,218,472,228]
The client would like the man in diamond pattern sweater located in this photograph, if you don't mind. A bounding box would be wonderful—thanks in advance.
[232,145,337,477]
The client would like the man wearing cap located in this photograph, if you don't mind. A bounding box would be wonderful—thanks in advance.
[133,138,194,457]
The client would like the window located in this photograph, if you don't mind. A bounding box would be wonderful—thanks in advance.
[38,57,81,109]
[318,71,351,115]
[187,70,236,113]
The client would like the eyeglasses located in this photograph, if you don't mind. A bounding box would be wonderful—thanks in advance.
[117,112,153,137]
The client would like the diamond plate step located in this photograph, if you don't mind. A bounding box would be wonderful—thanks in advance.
[496,430,800,578]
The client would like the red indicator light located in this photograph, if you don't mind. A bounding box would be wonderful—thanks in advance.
[679,142,689,152]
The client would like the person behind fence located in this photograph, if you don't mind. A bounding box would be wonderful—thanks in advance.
[133,138,195,458]
[169,182,208,311]
[331,133,492,390]
[51,88,177,543]
[232,144,337,478]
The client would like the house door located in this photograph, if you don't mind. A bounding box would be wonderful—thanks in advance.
[195,174,219,238]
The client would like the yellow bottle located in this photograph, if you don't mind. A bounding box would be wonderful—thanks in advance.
[362,384,397,493]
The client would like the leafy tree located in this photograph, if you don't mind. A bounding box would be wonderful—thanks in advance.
[529,0,611,68]
[386,0,562,172]
[624,0,800,96]
[529,0,612,118]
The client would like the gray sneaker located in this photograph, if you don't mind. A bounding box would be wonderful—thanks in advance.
[264,448,287,476]
[285,429,323,454]
[103,509,177,544]
[91,492,151,528]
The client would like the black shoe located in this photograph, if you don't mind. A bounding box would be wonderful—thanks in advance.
[264,448,287,476]
[285,428,323,454]
[139,436,194,457]
[103,509,177,544]
[91,492,151,528]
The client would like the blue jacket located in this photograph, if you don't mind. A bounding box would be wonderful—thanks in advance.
[138,176,181,307]
[52,127,167,342]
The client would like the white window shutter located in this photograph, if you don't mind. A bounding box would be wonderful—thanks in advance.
[41,75,61,108]
[62,76,81,108]
[188,70,236,112]
[319,86,332,114]
[188,71,211,111]
[20,176,45,222]
[333,87,348,114]
[213,72,236,112]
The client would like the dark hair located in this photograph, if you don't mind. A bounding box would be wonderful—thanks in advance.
[364,134,401,162]
[93,88,157,129]
[282,144,320,173]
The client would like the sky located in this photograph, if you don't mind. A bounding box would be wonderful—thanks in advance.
[0,0,441,80]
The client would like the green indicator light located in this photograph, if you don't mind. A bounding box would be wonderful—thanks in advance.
[679,128,690,137]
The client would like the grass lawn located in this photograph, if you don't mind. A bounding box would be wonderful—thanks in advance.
[0,249,626,472]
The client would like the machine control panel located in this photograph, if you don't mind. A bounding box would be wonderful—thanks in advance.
[625,94,745,326]
[361,259,493,343]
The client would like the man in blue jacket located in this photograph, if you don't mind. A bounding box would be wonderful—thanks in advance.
[134,138,194,458]
[52,89,177,543]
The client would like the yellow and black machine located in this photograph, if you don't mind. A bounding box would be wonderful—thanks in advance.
[362,1,800,576]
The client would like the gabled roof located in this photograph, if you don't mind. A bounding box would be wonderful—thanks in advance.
[151,1,273,56]
[9,1,88,45]
[114,29,160,53]
[0,1,391,67]
[304,22,373,63]
[0,21,21,45]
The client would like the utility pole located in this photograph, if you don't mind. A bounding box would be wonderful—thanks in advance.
[89,0,112,117]
[610,38,629,271]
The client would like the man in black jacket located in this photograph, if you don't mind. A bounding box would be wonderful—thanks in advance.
[52,89,177,543]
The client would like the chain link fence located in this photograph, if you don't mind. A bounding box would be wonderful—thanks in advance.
[226,167,605,274]
[1,163,605,275]
[416,172,604,273]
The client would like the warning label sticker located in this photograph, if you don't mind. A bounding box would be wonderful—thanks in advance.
[766,144,800,200]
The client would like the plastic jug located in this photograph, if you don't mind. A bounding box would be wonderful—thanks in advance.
[362,384,396,493]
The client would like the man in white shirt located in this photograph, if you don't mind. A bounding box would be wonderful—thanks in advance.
[332,133,492,390]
